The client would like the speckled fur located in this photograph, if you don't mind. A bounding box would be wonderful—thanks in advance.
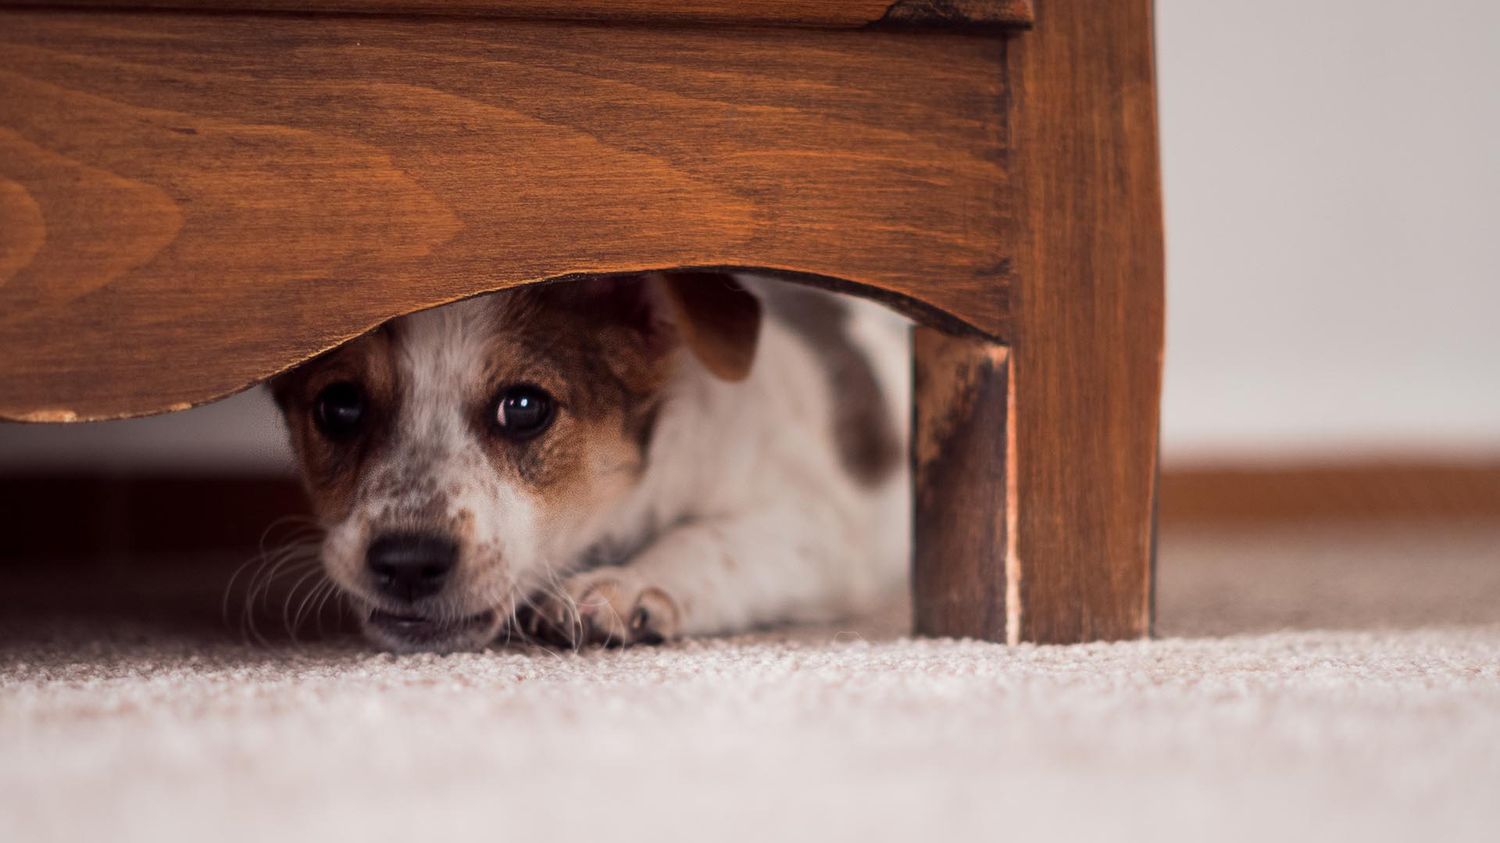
[275,274,909,650]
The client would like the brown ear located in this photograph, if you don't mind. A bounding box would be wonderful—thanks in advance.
[654,272,763,382]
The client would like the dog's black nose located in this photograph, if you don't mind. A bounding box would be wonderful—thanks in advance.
[366,533,458,603]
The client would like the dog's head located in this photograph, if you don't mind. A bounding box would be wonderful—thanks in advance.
[271,273,761,651]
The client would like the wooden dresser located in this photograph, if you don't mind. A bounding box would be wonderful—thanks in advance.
[0,0,1164,645]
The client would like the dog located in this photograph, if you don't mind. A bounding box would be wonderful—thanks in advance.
[272,272,909,652]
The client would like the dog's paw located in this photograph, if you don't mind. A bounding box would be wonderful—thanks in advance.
[518,569,681,648]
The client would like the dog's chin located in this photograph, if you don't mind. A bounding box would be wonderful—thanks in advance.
[361,607,501,654]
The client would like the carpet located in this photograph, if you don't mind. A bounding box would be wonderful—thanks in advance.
[4,520,1499,842]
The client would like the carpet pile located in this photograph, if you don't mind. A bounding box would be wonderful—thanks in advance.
[4,521,1498,842]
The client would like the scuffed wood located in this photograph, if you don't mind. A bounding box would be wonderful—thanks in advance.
[0,12,1012,421]
[881,0,1033,29]
[911,327,1011,642]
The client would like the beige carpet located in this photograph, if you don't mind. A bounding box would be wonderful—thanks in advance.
[4,520,1500,842]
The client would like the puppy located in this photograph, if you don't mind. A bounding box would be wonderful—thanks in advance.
[272,272,909,652]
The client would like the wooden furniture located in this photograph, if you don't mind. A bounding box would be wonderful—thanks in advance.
[0,0,1164,645]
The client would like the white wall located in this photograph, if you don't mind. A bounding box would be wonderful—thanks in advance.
[1157,0,1500,460]
[0,388,293,473]
[2,0,1497,471]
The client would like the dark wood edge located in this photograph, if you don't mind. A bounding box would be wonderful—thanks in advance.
[910,329,1012,643]
[877,0,1033,29]
[8,460,1497,565]
[0,0,1033,29]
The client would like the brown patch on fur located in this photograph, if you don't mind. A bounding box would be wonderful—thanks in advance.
[270,328,398,522]
[656,272,763,381]
[468,278,678,504]
[764,284,901,487]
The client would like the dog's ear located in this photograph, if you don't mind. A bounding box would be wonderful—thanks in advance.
[550,272,763,382]
[651,272,763,382]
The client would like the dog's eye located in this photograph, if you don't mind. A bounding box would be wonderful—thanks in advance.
[493,385,554,440]
[313,381,365,440]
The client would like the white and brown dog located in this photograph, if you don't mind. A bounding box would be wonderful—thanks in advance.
[272,273,909,652]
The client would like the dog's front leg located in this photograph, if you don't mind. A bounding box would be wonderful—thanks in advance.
[528,504,870,646]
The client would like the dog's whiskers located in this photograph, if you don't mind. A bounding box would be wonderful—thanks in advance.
[283,565,334,644]
[311,580,342,639]
[223,534,323,647]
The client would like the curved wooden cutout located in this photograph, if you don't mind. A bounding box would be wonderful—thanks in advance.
[0,11,1013,422]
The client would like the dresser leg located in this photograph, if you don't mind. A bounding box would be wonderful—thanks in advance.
[984,0,1162,644]
[911,322,1158,645]
[911,327,1015,643]
[911,0,1164,644]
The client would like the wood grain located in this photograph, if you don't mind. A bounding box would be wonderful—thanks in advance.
[0,12,1013,421]
[1003,0,1165,643]
[911,327,1013,642]
[0,0,1033,28]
